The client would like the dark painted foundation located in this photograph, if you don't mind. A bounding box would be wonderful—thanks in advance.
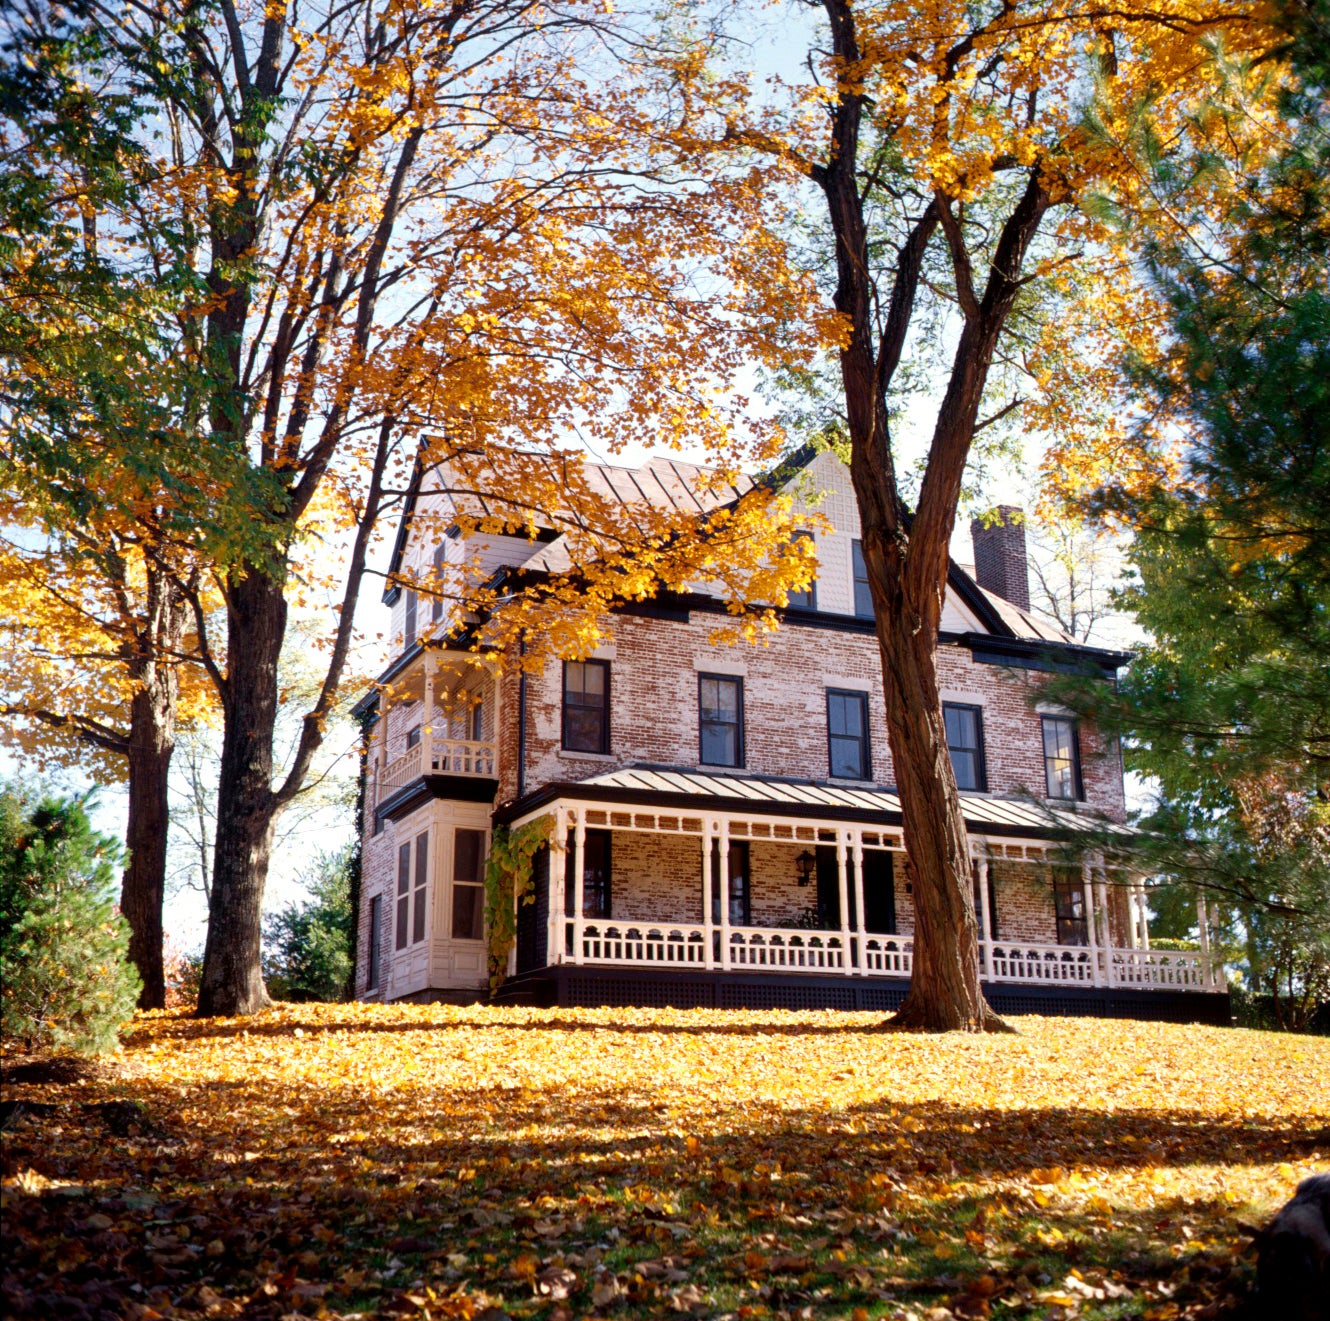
[492,965,1233,1025]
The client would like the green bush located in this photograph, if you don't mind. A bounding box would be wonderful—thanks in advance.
[0,784,142,1054]
[263,846,354,1002]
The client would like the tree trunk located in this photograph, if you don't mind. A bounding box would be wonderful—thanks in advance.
[122,698,173,1009]
[874,579,996,1029]
[196,567,286,1016]
[119,565,184,1010]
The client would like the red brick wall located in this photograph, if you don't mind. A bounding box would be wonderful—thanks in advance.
[502,611,1124,818]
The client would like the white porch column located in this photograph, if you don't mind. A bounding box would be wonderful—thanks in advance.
[1095,864,1114,986]
[1082,860,1102,986]
[1124,872,1140,950]
[422,652,436,772]
[571,812,586,965]
[975,851,993,978]
[1138,881,1152,950]
[701,821,715,970]
[851,830,867,974]
[1196,889,1212,985]
[718,819,732,971]
[836,832,853,974]
[547,806,567,964]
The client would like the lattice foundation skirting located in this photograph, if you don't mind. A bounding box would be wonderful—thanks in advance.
[489,967,1232,1024]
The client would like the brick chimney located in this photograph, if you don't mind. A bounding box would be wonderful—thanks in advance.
[970,506,1030,610]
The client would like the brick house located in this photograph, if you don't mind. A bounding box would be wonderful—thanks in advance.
[352,449,1229,1021]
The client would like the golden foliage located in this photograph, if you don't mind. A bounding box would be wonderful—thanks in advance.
[3,1005,1325,1319]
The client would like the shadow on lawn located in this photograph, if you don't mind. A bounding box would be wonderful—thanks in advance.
[2,1082,1284,1321]
[123,1010,891,1045]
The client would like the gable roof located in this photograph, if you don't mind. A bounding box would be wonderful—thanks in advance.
[380,444,1122,664]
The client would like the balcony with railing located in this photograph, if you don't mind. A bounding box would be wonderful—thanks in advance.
[371,649,499,806]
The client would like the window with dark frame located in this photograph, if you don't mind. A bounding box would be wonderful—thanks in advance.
[395,842,411,950]
[562,659,610,753]
[943,703,987,791]
[827,689,871,780]
[851,539,873,619]
[367,896,382,990]
[787,531,817,610]
[404,589,418,648]
[581,829,612,918]
[1042,715,1083,800]
[406,725,421,749]
[709,840,750,926]
[1053,868,1088,945]
[431,545,445,622]
[698,674,744,767]
[451,828,486,941]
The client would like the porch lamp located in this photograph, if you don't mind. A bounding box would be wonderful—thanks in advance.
[795,850,816,887]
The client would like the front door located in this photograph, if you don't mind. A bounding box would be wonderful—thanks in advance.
[815,845,839,930]
[862,850,896,934]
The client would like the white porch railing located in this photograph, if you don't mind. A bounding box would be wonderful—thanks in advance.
[1108,947,1221,990]
[560,919,1223,991]
[729,927,849,972]
[381,738,495,793]
[579,922,709,967]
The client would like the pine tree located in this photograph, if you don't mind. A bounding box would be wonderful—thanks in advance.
[0,785,142,1054]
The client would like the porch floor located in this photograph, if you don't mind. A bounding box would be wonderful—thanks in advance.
[494,964,1234,1025]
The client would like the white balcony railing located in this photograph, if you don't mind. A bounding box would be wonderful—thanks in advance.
[560,919,1223,991]
[380,738,496,794]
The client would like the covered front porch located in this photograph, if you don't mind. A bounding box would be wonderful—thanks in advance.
[502,768,1229,1020]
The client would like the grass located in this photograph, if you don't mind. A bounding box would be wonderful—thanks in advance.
[3,1005,1327,1321]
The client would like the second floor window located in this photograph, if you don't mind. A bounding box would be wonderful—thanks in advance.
[698,674,743,767]
[403,588,418,647]
[563,659,610,753]
[1042,715,1083,800]
[943,703,986,791]
[827,689,871,780]
[852,540,873,619]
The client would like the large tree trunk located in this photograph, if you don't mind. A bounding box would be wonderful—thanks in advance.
[122,696,173,1009]
[876,581,993,1029]
[196,567,286,1016]
[119,566,184,1010]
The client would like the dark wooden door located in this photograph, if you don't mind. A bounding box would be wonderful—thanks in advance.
[862,850,896,934]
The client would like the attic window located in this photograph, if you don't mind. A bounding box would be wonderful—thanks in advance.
[431,545,444,622]
[404,589,418,647]
[852,540,873,619]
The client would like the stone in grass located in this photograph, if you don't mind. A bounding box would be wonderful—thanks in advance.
[1255,1172,1330,1321]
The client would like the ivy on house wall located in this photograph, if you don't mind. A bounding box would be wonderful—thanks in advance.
[485,816,553,991]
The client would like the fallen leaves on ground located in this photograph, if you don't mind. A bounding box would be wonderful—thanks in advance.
[2,1006,1326,1321]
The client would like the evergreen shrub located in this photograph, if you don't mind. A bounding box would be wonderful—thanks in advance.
[0,784,141,1053]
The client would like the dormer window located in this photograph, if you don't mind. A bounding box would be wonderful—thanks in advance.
[787,531,816,610]
[852,540,873,619]
[404,588,418,647]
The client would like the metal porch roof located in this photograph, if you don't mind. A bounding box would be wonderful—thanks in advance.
[498,764,1134,842]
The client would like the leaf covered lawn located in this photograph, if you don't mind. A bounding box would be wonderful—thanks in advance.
[3,1006,1327,1321]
